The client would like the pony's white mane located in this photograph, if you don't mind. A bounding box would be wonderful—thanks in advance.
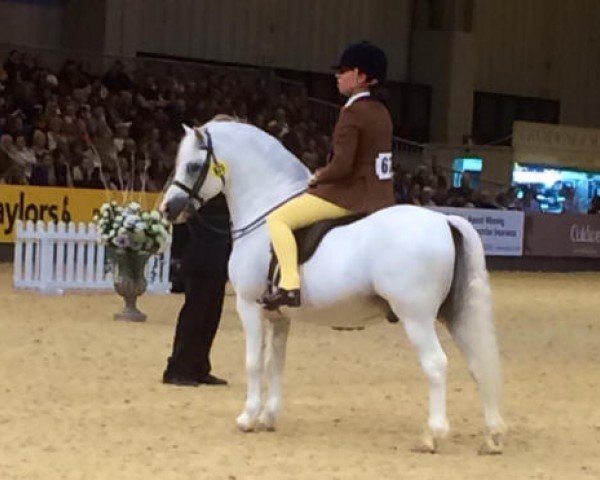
[183,120,311,230]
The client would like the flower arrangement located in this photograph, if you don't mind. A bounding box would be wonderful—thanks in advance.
[93,201,170,255]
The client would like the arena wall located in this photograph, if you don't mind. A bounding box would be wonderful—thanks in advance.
[102,0,412,81]
[0,0,63,48]
[473,0,600,129]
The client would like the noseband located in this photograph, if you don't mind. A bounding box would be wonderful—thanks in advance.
[173,129,225,207]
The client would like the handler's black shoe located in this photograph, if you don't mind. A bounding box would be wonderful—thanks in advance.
[162,374,200,387]
[260,288,301,310]
[198,374,228,386]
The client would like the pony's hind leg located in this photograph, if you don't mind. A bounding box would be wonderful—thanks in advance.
[400,315,449,453]
[445,302,506,454]
[236,297,266,432]
[258,317,291,431]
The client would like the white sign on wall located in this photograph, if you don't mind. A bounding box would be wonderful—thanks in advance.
[432,207,525,256]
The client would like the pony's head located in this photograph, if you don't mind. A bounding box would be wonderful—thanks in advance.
[161,123,226,221]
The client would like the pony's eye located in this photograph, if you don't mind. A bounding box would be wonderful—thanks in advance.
[186,162,202,175]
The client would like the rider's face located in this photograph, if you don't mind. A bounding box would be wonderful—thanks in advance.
[336,67,369,97]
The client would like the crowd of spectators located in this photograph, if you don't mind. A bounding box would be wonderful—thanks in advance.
[0,50,331,192]
[392,166,600,214]
[1,49,598,214]
[393,167,520,211]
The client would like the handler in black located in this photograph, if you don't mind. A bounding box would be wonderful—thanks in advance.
[162,193,231,386]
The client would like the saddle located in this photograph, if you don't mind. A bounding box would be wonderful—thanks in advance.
[266,214,365,294]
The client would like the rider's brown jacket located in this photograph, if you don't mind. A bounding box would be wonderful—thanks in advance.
[308,96,395,213]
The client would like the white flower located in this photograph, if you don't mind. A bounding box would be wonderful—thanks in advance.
[123,214,138,229]
[135,221,148,232]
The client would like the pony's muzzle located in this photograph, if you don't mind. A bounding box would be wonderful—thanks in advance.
[162,196,189,222]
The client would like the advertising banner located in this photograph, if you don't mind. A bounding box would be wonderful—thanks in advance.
[0,185,163,243]
[524,214,600,258]
[432,207,525,256]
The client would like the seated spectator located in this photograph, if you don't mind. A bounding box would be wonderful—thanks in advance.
[12,134,36,180]
[0,133,26,184]
[112,121,131,153]
[299,139,320,172]
[474,190,498,209]
[420,186,436,207]
[30,152,56,186]
[46,116,65,152]
[561,187,581,214]
[31,128,48,159]
[413,165,430,188]
[447,172,474,204]
[409,183,422,205]
[588,196,600,214]
[517,188,541,213]
[101,60,133,93]
[394,172,412,204]
[3,50,21,88]
[496,187,519,210]
[430,174,448,206]
[282,121,303,158]
[71,146,104,190]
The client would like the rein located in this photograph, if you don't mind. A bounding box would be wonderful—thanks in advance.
[172,128,307,241]
[230,187,306,241]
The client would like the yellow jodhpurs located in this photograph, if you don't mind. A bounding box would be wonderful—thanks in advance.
[266,194,351,290]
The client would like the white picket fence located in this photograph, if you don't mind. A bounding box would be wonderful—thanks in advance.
[13,220,172,293]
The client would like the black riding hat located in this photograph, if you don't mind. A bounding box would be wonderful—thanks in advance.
[332,41,388,83]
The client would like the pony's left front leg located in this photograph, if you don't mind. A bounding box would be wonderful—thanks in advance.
[236,297,266,432]
[258,316,291,431]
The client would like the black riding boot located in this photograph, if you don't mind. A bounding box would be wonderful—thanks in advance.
[260,288,301,310]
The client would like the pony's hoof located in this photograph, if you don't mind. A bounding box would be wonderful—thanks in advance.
[411,433,439,454]
[258,411,277,432]
[236,413,257,432]
[478,432,504,455]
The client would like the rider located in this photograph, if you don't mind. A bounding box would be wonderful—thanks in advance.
[261,41,395,309]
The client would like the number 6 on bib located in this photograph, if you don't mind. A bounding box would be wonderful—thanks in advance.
[375,152,393,180]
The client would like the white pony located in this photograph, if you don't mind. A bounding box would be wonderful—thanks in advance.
[161,120,505,453]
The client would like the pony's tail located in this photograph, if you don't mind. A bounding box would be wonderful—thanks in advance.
[440,215,505,436]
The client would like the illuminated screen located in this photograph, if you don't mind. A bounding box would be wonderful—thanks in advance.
[511,163,600,213]
[453,157,483,188]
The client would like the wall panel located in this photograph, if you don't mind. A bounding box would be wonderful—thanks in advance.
[474,0,600,128]
[101,0,411,81]
[0,0,63,48]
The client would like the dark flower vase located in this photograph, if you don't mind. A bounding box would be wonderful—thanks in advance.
[110,250,151,322]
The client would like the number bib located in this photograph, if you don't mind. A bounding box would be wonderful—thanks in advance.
[375,152,393,180]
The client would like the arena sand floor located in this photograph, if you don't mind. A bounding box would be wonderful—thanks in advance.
[0,263,599,480]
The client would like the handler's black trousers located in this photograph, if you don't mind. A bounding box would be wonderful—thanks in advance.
[163,198,231,381]
[163,264,228,380]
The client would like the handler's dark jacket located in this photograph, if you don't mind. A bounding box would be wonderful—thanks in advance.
[308,96,395,213]
[181,194,231,276]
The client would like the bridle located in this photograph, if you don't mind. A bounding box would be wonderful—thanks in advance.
[170,127,306,241]
[172,129,225,207]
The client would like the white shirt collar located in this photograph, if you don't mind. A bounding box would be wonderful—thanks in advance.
[344,91,370,108]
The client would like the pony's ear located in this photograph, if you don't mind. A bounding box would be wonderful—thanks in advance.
[193,127,205,143]
[182,123,194,135]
